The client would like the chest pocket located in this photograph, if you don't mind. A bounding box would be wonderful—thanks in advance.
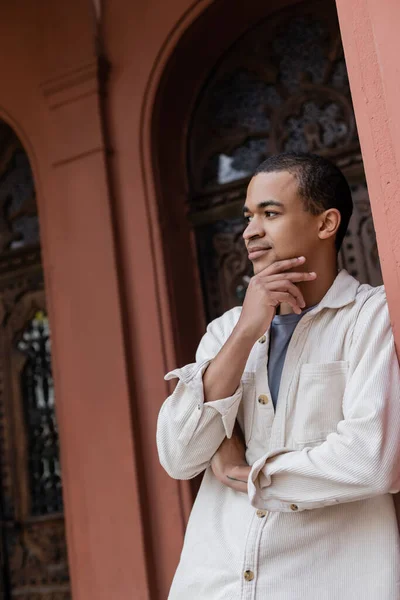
[293,361,348,447]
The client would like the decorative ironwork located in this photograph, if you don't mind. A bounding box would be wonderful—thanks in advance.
[0,289,70,598]
[196,218,252,320]
[17,311,62,517]
[188,0,382,320]
[189,4,358,196]
[0,121,70,597]
[0,124,39,253]
[338,183,382,286]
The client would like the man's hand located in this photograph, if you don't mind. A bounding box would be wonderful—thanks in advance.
[211,424,250,494]
[203,257,316,404]
[236,256,317,341]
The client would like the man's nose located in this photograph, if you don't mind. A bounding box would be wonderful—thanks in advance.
[243,218,265,240]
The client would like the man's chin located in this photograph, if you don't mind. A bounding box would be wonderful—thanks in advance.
[252,258,274,275]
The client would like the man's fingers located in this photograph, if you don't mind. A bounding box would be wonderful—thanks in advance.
[267,281,306,308]
[226,479,247,494]
[234,465,251,482]
[226,465,250,494]
[261,256,307,276]
[270,292,303,314]
[257,270,317,284]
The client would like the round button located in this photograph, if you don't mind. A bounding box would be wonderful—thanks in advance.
[258,394,269,405]
[290,504,299,511]
[258,335,266,344]
[244,570,254,582]
[256,509,267,518]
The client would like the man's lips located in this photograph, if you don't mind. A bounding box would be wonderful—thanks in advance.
[247,246,271,260]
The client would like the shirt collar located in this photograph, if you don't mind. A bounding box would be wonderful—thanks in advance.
[313,269,360,312]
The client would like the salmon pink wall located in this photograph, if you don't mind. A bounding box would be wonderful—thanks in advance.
[101,3,213,596]
[335,0,400,343]
[0,2,150,599]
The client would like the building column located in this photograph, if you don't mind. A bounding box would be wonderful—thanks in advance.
[335,0,400,343]
[21,2,152,597]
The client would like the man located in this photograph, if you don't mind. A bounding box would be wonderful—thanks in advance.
[157,153,400,599]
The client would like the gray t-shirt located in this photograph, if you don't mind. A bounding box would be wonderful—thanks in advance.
[268,306,315,408]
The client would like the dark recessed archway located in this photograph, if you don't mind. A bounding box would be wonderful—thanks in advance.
[152,0,304,365]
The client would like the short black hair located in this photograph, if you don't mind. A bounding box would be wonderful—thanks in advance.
[253,152,353,251]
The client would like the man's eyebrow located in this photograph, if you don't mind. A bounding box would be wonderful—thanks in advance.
[242,200,284,213]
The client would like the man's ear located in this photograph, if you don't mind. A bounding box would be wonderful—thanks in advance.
[318,208,341,241]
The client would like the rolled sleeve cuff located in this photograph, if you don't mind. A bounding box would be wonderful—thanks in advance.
[206,386,243,438]
[165,360,243,443]
[248,448,309,513]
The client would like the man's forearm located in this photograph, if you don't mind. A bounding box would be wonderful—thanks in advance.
[203,325,257,402]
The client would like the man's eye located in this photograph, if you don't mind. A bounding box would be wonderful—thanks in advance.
[244,215,252,223]
[265,211,278,218]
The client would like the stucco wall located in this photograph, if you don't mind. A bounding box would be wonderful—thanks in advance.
[336,0,400,343]
[0,2,150,599]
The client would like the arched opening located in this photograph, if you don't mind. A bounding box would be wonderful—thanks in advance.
[0,122,70,599]
[153,0,380,359]
[188,0,380,321]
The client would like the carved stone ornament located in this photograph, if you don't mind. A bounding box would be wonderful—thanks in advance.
[8,519,69,596]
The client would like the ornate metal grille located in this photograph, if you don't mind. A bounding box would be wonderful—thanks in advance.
[188,0,381,321]
[17,311,63,516]
[0,120,69,597]
[0,123,39,253]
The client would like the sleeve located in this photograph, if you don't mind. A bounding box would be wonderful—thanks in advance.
[157,309,243,480]
[248,290,400,512]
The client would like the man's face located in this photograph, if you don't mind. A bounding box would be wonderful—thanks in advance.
[243,171,322,275]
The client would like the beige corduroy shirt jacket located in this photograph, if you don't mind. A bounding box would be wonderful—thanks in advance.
[157,270,400,600]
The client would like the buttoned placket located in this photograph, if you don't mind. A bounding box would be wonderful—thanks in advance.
[252,310,316,514]
[240,508,270,600]
[240,315,316,596]
[254,330,273,414]
[251,332,275,452]
[240,332,274,599]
